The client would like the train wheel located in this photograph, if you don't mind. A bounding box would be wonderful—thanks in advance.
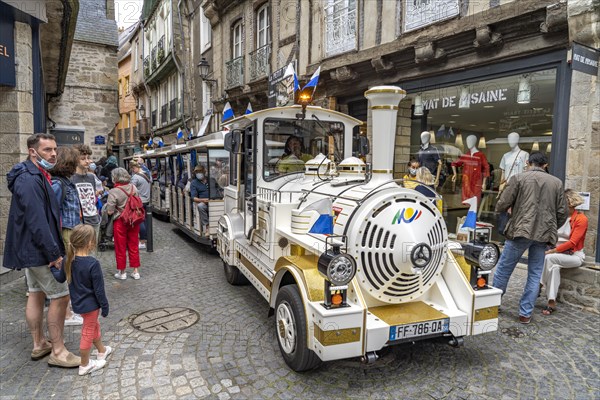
[275,285,322,372]
[223,262,249,285]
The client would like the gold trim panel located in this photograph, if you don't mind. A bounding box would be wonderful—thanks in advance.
[371,169,394,174]
[239,254,272,290]
[314,323,361,346]
[370,105,399,110]
[369,302,447,326]
[364,88,407,96]
[474,306,499,322]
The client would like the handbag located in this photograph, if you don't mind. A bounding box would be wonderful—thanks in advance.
[498,150,522,197]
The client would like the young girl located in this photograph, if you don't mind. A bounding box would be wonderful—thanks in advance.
[50,224,112,375]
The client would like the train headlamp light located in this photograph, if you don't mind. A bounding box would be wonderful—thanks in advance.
[318,249,357,286]
[463,242,500,271]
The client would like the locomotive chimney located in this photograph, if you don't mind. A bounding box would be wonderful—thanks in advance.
[364,86,406,184]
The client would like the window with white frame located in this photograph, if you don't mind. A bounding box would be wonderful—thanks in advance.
[202,81,212,116]
[324,0,356,57]
[200,12,211,53]
[232,20,243,58]
[256,4,270,48]
[403,0,460,32]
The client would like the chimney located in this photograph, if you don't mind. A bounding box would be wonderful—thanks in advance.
[364,86,406,185]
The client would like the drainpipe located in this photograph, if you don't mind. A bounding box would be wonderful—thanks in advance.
[174,0,189,133]
[141,19,153,142]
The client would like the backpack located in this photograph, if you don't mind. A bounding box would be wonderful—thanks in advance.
[116,186,146,227]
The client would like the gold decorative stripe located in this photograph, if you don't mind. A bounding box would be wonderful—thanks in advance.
[370,105,399,110]
[239,253,272,290]
[369,302,447,326]
[474,306,499,322]
[364,88,406,96]
[292,215,312,219]
[371,169,394,173]
[291,221,311,225]
[314,323,361,346]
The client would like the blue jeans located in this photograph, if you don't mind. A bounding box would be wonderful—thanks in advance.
[139,203,149,241]
[492,237,546,318]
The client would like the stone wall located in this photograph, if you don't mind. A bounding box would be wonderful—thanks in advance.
[0,22,33,276]
[48,40,119,160]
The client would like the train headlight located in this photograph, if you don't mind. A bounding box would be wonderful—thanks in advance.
[463,242,500,271]
[318,250,357,286]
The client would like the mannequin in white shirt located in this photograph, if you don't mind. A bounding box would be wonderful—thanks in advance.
[499,132,529,185]
[451,135,487,192]
[418,131,442,186]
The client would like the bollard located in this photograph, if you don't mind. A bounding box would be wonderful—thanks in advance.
[146,206,154,252]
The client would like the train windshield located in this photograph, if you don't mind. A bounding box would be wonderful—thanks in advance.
[262,118,345,180]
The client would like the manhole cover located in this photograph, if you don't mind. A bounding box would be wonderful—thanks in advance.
[501,327,526,338]
[131,307,200,333]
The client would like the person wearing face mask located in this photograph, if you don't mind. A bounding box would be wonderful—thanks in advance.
[4,133,82,368]
[190,164,210,237]
[403,159,421,189]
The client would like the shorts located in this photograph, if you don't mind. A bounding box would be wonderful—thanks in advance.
[25,266,69,299]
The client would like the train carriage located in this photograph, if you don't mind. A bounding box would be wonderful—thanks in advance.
[167,132,228,246]
[217,87,503,371]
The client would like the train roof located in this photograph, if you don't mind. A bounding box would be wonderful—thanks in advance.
[167,131,226,154]
[224,105,362,129]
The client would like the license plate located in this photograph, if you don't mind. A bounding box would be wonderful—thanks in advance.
[389,318,449,341]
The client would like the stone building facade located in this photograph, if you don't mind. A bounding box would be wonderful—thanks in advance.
[0,0,79,276]
[47,0,119,161]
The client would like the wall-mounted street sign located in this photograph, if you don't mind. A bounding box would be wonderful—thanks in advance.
[94,135,106,145]
[268,62,296,108]
[571,43,599,76]
[0,12,16,87]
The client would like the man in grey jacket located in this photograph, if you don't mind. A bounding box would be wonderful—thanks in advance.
[492,151,567,324]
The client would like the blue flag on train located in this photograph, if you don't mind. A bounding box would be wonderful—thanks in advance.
[283,62,300,92]
[188,128,194,140]
[245,102,253,115]
[302,198,334,235]
[157,137,164,148]
[302,66,321,93]
[177,127,184,140]
[148,137,153,146]
[461,196,478,229]
[222,102,235,122]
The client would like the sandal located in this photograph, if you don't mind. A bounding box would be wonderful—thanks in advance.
[542,305,556,315]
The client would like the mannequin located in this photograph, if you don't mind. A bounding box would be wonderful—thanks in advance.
[499,132,529,184]
[451,134,490,202]
[417,131,442,186]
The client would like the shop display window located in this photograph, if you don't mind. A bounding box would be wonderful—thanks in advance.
[408,69,557,241]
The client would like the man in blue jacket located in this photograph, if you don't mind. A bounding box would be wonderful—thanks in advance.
[4,133,81,368]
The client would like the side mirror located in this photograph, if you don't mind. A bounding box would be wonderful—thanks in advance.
[224,130,242,153]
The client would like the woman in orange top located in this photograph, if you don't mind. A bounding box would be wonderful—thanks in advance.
[540,189,588,315]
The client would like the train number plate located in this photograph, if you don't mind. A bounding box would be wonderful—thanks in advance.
[389,318,449,341]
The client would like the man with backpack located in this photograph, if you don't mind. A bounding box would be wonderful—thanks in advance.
[72,144,102,243]
[106,167,145,280]
[130,161,151,249]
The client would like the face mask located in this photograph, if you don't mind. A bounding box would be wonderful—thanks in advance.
[89,163,96,171]
[409,168,417,176]
[196,173,204,180]
[34,150,55,171]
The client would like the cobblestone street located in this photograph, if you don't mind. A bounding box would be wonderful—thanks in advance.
[1,219,599,399]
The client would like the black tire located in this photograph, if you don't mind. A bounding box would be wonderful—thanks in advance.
[275,285,322,372]
[223,261,249,285]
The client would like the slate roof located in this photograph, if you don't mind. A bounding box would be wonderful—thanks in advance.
[74,0,118,47]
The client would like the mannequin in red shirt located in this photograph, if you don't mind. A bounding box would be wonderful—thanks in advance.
[451,134,490,203]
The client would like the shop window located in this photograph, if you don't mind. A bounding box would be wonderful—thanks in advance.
[407,69,557,241]
[404,0,460,32]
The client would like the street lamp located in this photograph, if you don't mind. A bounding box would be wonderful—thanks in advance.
[138,104,145,119]
[197,58,217,84]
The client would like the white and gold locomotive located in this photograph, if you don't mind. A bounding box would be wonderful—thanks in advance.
[217,87,502,371]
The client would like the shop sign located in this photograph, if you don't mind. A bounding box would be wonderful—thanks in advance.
[94,135,106,145]
[571,43,599,76]
[0,12,15,87]
[268,62,296,108]
[51,129,84,145]
[422,89,508,111]
[404,0,460,32]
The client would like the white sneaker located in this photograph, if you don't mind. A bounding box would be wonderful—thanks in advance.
[97,345,113,361]
[78,359,106,376]
[114,272,127,280]
[138,242,146,249]
[131,272,141,280]
[64,314,84,326]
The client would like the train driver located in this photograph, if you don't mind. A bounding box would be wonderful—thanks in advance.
[277,136,312,173]
[190,164,210,236]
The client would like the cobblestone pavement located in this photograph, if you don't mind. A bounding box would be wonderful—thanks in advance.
[1,218,599,399]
